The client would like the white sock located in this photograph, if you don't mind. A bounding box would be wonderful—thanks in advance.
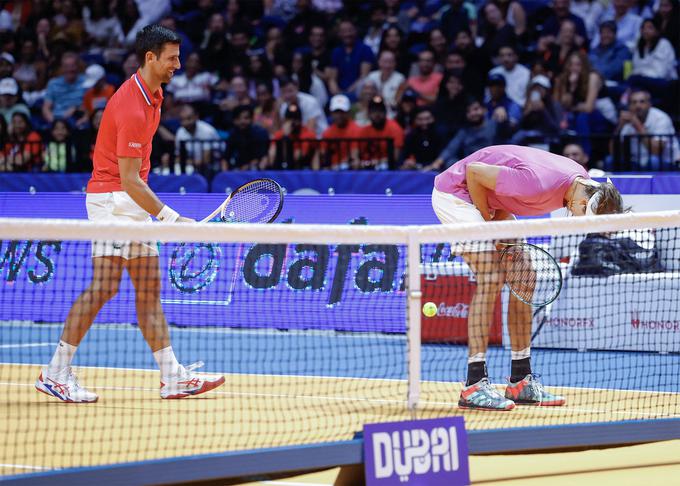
[511,347,531,361]
[467,352,486,364]
[153,346,182,381]
[47,340,77,374]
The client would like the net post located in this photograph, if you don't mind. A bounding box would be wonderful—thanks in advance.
[406,232,422,412]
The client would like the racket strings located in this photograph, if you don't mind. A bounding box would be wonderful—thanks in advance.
[502,246,561,305]
[221,180,282,224]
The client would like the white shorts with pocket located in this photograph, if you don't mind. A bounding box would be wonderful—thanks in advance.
[431,188,494,254]
[86,192,159,259]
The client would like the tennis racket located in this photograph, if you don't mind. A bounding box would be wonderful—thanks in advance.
[201,178,284,224]
[498,242,563,308]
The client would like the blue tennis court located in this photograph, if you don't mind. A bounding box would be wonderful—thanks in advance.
[2,322,679,393]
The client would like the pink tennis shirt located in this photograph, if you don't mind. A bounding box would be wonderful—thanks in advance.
[434,145,589,216]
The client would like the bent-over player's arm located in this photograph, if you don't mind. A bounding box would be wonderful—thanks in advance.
[119,157,191,222]
[466,162,502,221]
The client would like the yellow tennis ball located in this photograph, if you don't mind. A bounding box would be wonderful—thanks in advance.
[422,302,437,317]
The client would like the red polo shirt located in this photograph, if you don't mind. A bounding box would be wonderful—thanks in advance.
[87,72,163,193]
[358,119,404,161]
[322,120,361,167]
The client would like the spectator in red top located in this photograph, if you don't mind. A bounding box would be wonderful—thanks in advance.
[6,112,42,172]
[0,115,9,171]
[322,94,361,169]
[403,49,443,105]
[270,104,320,169]
[358,96,404,169]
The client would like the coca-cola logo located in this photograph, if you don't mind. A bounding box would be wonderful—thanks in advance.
[437,303,469,318]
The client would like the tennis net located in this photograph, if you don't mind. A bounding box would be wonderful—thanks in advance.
[0,212,679,482]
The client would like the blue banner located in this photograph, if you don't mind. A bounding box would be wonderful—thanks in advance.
[0,172,673,195]
[0,173,209,193]
[211,171,437,195]
[0,193,440,333]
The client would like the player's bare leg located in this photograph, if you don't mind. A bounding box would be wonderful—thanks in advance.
[126,254,224,399]
[36,256,124,403]
[504,256,565,407]
[126,255,170,352]
[62,256,125,345]
[457,250,515,411]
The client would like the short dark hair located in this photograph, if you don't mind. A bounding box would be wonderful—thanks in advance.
[135,24,181,67]
[629,88,652,101]
[278,76,298,88]
[465,96,482,111]
[414,106,433,117]
[11,111,31,128]
[233,104,253,119]
[599,20,617,33]
[231,25,251,37]
[418,48,435,59]
[496,44,517,56]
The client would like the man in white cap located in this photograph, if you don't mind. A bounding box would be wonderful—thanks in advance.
[0,77,30,123]
[82,64,115,115]
[321,94,361,169]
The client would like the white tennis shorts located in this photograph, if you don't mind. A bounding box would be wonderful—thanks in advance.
[431,188,494,253]
[86,192,158,259]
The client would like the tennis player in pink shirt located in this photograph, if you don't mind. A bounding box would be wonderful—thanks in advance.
[432,145,624,411]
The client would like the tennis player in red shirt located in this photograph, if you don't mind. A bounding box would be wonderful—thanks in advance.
[35,25,225,402]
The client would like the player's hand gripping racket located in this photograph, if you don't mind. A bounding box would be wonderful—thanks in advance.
[498,242,563,307]
[201,178,284,224]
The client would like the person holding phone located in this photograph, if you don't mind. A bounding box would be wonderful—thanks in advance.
[510,75,565,146]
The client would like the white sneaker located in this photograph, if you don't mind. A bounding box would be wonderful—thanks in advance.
[160,361,225,399]
[35,367,98,403]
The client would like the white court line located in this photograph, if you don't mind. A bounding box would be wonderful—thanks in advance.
[0,343,52,349]
[1,361,677,396]
[0,464,51,471]
[2,379,679,420]
[0,362,410,384]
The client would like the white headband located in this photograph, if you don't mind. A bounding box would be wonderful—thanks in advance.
[584,178,613,215]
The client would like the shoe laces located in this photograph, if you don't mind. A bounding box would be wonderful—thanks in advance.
[178,361,204,378]
[65,367,83,391]
[477,378,505,400]
[185,361,204,372]
[526,373,544,404]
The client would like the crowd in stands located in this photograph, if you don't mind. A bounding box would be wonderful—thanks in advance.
[0,0,678,177]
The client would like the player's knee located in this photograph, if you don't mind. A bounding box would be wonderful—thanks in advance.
[135,288,161,306]
[88,281,119,302]
[476,271,505,292]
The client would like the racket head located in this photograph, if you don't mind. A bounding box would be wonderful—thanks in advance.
[219,178,284,224]
[499,242,563,307]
